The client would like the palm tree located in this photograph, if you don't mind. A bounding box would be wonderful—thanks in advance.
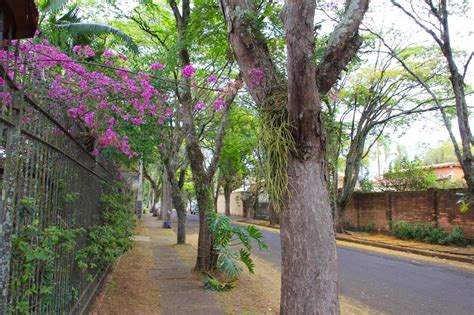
[38,0,138,54]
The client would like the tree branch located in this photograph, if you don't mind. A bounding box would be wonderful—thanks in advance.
[316,0,369,94]
[206,92,237,181]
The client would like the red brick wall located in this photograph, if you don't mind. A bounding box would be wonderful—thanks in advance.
[343,189,474,238]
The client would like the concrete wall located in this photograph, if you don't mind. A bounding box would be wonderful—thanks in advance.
[343,189,474,238]
[217,192,244,216]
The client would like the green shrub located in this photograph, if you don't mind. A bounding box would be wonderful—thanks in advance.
[442,226,469,246]
[391,221,414,239]
[76,184,135,271]
[343,219,355,231]
[363,221,376,234]
[391,221,468,246]
[422,226,449,244]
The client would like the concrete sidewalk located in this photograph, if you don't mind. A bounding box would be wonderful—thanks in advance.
[94,213,225,315]
[140,214,225,315]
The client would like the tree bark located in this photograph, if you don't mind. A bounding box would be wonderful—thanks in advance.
[167,164,187,244]
[269,205,280,225]
[224,182,231,216]
[282,1,339,313]
[162,166,172,226]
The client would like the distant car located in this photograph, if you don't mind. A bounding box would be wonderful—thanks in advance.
[190,204,199,215]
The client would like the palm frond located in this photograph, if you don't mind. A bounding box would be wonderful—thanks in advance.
[40,0,69,13]
[56,23,139,54]
[56,5,81,24]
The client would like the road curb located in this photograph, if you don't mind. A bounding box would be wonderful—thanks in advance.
[336,236,473,264]
[235,219,474,265]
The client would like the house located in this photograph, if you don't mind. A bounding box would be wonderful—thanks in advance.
[430,162,465,182]
[216,189,245,217]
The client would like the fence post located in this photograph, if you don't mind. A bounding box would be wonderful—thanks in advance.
[0,41,23,312]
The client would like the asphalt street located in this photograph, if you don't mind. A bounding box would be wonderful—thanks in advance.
[177,213,474,314]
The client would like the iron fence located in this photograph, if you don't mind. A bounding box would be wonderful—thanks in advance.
[1,41,113,314]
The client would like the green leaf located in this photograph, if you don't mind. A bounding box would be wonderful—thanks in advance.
[215,246,242,279]
[41,0,69,13]
[239,249,254,274]
[55,23,139,54]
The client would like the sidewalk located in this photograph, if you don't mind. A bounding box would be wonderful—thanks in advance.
[233,217,474,264]
[92,213,225,315]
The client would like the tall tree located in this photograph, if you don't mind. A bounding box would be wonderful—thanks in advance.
[328,47,447,229]
[218,106,256,216]
[386,0,473,195]
[220,0,369,312]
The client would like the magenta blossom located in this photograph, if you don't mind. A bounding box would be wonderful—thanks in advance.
[194,102,206,111]
[207,75,217,83]
[150,63,164,71]
[181,65,196,78]
[103,50,115,58]
[72,45,95,57]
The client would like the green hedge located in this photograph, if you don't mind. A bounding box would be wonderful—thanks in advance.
[391,221,469,246]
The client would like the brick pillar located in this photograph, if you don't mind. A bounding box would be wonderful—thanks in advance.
[431,188,439,227]
[356,194,360,229]
[386,191,393,230]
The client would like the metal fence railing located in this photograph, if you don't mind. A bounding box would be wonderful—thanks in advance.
[1,41,112,314]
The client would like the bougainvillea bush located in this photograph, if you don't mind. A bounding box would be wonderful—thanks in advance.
[0,37,243,160]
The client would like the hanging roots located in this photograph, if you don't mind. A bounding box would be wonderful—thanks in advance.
[258,90,294,213]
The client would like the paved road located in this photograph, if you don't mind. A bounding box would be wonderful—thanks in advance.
[177,214,474,314]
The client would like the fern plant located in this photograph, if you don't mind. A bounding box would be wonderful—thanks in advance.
[205,212,267,291]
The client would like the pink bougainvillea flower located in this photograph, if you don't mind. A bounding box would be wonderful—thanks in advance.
[206,75,217,83]
[103,50,114,58]
[181,65,196,78]
[84,112,96,127]
[72,45,95,57]
[194,102,206,111]
[150,63,164,71]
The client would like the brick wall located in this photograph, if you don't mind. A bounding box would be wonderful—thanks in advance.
[343,189,474,238]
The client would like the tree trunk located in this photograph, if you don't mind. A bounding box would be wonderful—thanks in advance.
[269,205,279,225]
[162,166,172,226]
[224,183,231,216]
[220,1,367,312]
[152,187,160,217]
[169,176,187,244]
[280,1,339,313]
[195,180,217,271]
[163,159,188,244]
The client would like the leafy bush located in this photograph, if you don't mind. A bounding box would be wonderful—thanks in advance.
[391,221,469,245]
[204,212,267,291]
[76,185,135,271]
[381,158,438,192]
[10,197,81,313]
[363,221,376,234]
[343,219,355,231]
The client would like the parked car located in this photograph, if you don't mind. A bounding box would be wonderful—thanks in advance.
[190,204,199,215]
